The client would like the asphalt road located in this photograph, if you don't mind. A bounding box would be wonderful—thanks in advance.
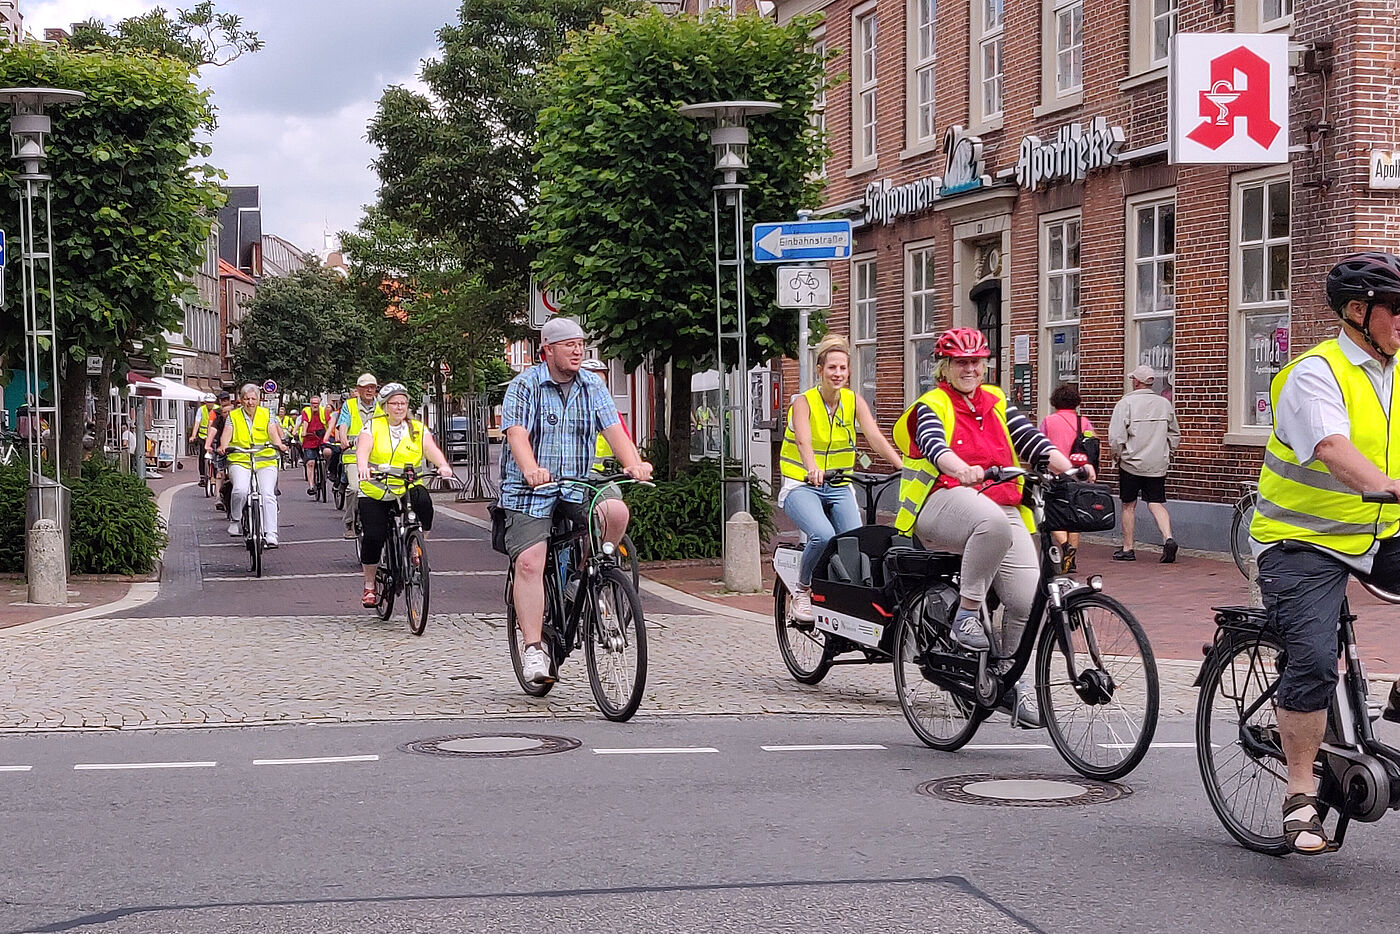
[3,715,1400,934]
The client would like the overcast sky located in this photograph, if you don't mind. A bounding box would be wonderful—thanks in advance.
[23,0,462,256]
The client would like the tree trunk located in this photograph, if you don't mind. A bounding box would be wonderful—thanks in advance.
[667,360,692,481]
[92,357,114,461]
[650,355,667,450]
[58,356,86,479]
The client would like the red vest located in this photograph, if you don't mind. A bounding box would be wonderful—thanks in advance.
[931,384,1022,507]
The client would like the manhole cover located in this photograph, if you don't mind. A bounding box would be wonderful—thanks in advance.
[401,732,580,759]
[917,773,1130,808]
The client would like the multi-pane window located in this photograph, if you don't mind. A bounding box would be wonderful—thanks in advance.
[907,247,938,400]
[980,0,1003,119]
[1131,198,1176,397]
[1262,0,1293,24]
[1042,216,1082,396]
[1236,177,1291,428]
[1055,0,1083,94]
[811,37,827,176]
[914,0,937,141]
[856,12,878,162]
[853,259,878,410]
[1151,0,1176,66]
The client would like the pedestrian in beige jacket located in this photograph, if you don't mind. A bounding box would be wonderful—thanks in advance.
[1109,364,1181,562]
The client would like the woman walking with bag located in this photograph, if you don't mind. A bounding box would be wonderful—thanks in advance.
[1038,383,1100,573]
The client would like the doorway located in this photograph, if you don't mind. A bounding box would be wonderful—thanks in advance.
[970,278,1002,387]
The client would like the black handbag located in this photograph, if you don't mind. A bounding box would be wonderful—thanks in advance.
[489,502,509,555]
[1042,479,1116,533]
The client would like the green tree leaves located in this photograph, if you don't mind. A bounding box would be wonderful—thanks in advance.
[232,266,367,396]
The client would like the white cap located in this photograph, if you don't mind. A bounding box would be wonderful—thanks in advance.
[356,372,378,387]
[541,317,586,345]
[1127,364,1155,383]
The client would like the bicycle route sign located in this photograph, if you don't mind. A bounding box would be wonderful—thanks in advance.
[751,219,853,264]
[776,265,831,309]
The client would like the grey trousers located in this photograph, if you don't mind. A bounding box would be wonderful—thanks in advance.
[914,486,1039,655]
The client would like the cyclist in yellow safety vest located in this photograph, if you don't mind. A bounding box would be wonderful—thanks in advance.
[331,373,386,539]
[189,397,219,483]
[779,334,903,623]
[581,359,624,474]
[354,382,453,608]
[218,383,290,547]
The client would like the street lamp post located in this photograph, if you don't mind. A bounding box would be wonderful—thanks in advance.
[2,87,85,604]
[679,100,778,540]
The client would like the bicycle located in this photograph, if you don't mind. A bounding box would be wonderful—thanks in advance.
[504,474,652,722]
[312,447,328,503]
[1228,480,1259,579]
[203,451,217,499]
[366,466,434,636]
[0,431,18,467]
[1197,492,1400,854]
[893,464,1161,781]
[330,445,349,511]
[225,444,279,578]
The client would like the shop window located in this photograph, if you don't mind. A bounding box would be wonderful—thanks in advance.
[853,9,879,165]
[970,0,1003,126]
[908,0,937,145]
[853,258,879,410]
[1129,195,1176,397]
[1232,174,1291,432]
[1040,213,1081,409]
[906,245,939,402]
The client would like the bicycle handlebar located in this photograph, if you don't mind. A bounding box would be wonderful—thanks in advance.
[983,464,1092,485]
[538,473,656,491]
[1363,491,1399,504]
[822,468,899,489]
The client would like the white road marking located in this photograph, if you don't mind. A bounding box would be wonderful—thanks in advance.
[201,537,478,549]
[1098,741,1211,749]
[0,765,33,772]
[592,747,719,756]
[203,570,504,582]
[760,744,887,752]
[74,761,217,770]
[966,744,1053,750]
[252,755,380,766]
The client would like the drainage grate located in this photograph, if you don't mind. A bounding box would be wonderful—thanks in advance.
[401,732,581,759]
[916,773,1130,808]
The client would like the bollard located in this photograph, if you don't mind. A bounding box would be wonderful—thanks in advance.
[27,519,68,606]
[723,511,762,594]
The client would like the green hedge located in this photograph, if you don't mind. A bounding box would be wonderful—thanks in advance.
[0,460,166,576]
[623,460,774,562]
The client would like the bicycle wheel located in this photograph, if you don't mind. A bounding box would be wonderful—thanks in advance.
[248,502,263,578]
[893,585,987,751]
[333,480,346,511]
[1230,496,1258,579]
[315,459,327,502]
[1197,629,1290,855]
[404,529,429,636]
[617,533,641,592]
[773,579,832,684]
[204,468,213,497]
[585,566,647,722]
[506,569,554,697]
[1036,592,1159,781]
[373,563,395,621]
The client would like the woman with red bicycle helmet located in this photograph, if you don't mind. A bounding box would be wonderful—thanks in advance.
[891,327,1086,728]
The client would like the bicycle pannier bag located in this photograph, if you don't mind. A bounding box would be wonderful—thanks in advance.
[1042,479,1116,533]
[489,502,509,555]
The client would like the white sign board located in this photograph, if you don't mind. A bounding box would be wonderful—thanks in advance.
[1370,150,1400,190]
[776,266,831,309]
[86,355,103,376]
[528,275,567,329]
[1170,32,1289,165]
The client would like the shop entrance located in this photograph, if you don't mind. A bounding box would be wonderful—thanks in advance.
[970,278,1002,387]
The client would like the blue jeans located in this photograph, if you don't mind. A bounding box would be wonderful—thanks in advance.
[784,482,862,586]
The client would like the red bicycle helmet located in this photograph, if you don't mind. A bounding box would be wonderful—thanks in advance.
[933,327,991,359]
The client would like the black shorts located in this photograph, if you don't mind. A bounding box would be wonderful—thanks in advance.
[1119,469,1166,504]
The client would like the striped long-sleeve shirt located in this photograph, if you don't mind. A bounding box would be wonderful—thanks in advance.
[914,392,1056,471]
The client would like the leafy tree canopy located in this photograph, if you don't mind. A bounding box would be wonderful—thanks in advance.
[232,266,368,396]
[69,2,263,69]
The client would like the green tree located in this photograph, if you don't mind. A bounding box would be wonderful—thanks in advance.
[526,9,827,476]
[0,43,225,475]
[69,2,263,69]
[232,266,368,396]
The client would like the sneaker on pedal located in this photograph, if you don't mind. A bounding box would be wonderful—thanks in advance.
[998,679,1043,730]
[227,521,241,537]
[522,645,553,684]
[343,527,357,540]
[950,608,991,652]
[790,588,815,622]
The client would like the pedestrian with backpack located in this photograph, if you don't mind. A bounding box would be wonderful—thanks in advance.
[1039,383,1100,573]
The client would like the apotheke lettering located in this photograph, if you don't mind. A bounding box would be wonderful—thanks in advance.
[1015,116,1125,190]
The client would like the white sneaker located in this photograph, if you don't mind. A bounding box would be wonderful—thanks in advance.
[522,645,553,684]
[227,521,241,537]
[1001,679,1043,730]
[790,588,815,622]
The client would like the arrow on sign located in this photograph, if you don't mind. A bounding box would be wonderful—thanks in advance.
[756,227,783,259]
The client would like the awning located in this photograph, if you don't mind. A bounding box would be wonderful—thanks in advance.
[126,372,215,402]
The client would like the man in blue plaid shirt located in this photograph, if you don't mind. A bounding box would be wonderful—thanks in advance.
[500,317,652,685]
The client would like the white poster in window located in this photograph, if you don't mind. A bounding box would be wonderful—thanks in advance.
[1169,33,1289,165]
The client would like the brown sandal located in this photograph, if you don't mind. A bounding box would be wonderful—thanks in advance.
[1282,792,1335,855]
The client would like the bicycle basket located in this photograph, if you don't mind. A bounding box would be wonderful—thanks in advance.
[1042,479,1116,533]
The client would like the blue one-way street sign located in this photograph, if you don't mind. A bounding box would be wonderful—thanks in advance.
[751,219,853,264]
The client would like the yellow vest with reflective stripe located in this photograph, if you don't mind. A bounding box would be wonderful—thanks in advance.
[779,387,858,481]
[197,403,216,439]
[359,417,427,500]
[227,406,277,469]
[593,433,614,473]
[345,396,384,439]
[891,384,1034,534]
[1250,339,1400,554]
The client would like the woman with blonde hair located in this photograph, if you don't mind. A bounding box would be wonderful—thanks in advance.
[778,334,904,621]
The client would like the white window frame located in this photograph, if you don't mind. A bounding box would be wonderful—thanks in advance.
[1259,0,1293,31]
[1039,210,1082,412]
[969,0,1003,129]
[905,241,939,403]
[1126,0,1175,78]
[906,0,938,150]
[811,32,827,177]
[1228,168,1292,439]
[1126,191,1177,398]
[852,255,879,412]
[1054,0,1083,96]
[852,7,879,166]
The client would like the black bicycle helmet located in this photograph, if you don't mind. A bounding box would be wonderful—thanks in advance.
[1326,251,1400,359]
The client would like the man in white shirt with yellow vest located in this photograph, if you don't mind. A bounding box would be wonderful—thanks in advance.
[1251,252,1400,855]
[333,373,385,539]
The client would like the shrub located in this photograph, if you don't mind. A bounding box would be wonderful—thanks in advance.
[623,459,773,562]
[0,460,166,576]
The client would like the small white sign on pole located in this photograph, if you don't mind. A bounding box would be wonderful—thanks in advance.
[1169,32,1289,165]
[86,355,103,376]
[1370,150,1400,190]
[776,266,831,309]
[528,275,567,329]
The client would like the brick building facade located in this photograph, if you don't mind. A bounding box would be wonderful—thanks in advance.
[769,0,1400,549]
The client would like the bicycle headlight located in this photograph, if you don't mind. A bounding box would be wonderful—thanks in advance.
[1088,574,1103,592]
[602,540,616,556]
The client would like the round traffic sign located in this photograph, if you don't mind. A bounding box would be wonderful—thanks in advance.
[262,379,277,394]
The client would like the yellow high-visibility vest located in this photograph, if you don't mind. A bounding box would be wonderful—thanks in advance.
[345,396,384,439]
[359,416,427,500]
[227,406,277,469]
[778,386,857,481]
